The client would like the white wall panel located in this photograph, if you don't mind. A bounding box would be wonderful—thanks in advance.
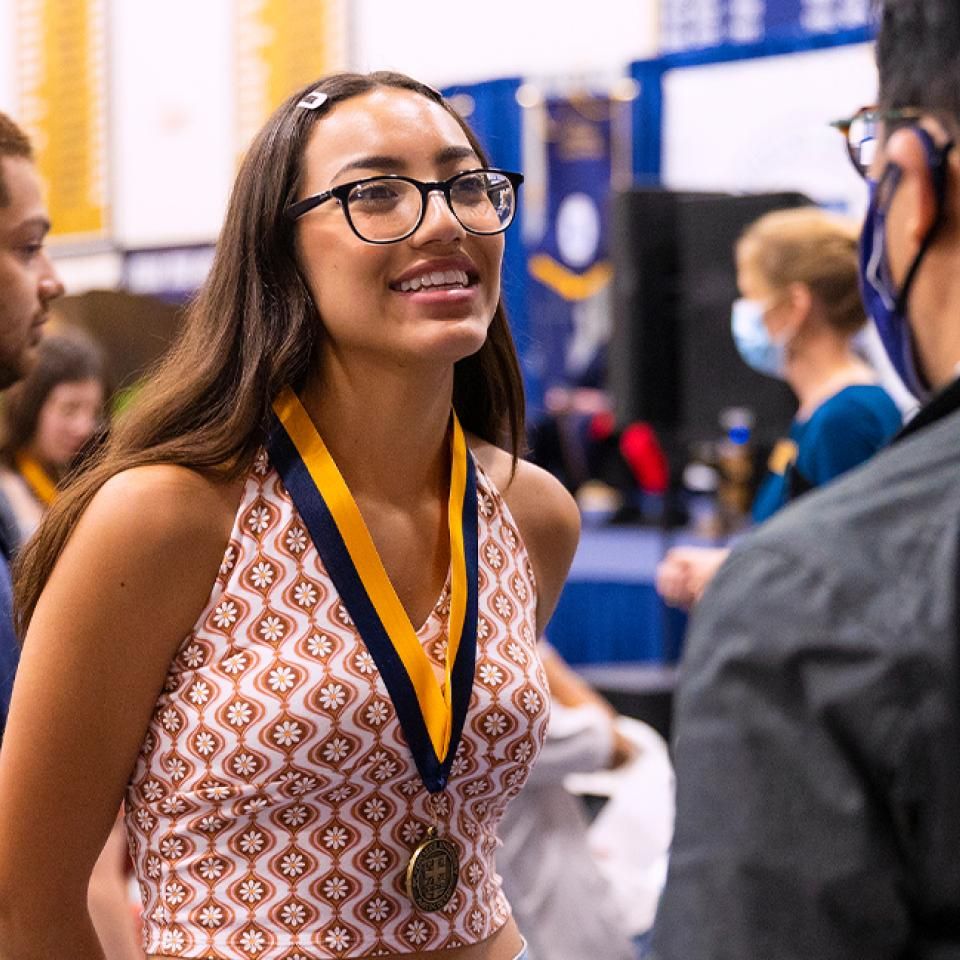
[662,43,877,215]
[350,0,659,86]
[109,0,234,247]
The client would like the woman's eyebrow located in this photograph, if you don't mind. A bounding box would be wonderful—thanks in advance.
[331,155,405,180]
[434,146,479,166]
[330,146,480,182]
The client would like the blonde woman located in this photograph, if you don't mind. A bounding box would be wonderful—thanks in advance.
[656,208,901,609]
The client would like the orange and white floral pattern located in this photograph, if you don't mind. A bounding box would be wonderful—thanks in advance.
[126,450,547,958]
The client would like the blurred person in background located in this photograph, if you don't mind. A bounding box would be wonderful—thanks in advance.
[652,1,960,956]
[0,329,107,549]
[656,207,902,609]
[529,354,670,523]
[0,72,578,960]
[0,112,141,960]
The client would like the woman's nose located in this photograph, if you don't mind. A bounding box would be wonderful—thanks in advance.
[413,190,465,245]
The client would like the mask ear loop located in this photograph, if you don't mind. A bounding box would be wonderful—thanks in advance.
[893,126,954,314]
[865,165,902,311]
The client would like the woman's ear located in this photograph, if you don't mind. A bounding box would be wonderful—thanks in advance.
[771,282,813,342]
[786,281,813,319]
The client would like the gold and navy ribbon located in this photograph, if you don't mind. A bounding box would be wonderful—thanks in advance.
[266,387,478,793]
[15,452,58,505]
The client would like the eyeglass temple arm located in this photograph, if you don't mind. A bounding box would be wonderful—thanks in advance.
[285,191,332,221]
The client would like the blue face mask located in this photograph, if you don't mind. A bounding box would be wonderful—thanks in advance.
[731,298,785,379]
[858,126,952,402]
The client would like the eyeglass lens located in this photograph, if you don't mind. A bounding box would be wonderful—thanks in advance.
[848,112,880,176]
[345,171,515,242]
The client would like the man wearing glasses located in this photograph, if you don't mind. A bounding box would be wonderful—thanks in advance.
[651,3,960,958]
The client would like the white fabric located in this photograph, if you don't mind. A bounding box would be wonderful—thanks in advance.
[566,717,675,935]
[497,703,635,960]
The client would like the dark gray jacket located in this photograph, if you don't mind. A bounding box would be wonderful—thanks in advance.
[652,379,960,960]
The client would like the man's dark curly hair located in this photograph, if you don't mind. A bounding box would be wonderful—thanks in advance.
[0,113,33,207]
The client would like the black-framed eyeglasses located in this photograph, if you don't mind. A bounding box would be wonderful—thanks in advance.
[830,105,927,178]
[284,168,524,244]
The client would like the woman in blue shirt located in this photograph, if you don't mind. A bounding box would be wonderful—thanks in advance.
[658,207,902,608]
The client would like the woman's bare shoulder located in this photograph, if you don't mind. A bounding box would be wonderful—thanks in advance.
[97,462,241,502]
[86,464,243,543]
[44,463,246,616]
[26,463,246,659]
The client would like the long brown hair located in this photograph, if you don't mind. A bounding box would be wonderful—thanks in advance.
[14,71,526,635]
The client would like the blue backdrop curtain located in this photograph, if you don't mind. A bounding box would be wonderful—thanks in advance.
[441,77,535,406]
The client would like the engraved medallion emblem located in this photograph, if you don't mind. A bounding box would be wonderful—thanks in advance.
[405,827,459,912]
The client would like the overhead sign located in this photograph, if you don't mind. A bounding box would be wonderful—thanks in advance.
[235,0,347,151]
[14,0,108,239]
[123,245,216,301]
[661,0,872,51]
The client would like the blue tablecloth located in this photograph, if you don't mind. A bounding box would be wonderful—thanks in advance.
[545,525,693,665]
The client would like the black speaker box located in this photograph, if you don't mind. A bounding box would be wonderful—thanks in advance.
[609,189,811,449]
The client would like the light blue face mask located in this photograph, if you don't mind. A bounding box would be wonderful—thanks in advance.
[731,298,786,379]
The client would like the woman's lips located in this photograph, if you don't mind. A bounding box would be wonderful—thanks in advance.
[394,284,478,305]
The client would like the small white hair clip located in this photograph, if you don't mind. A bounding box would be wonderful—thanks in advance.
[297,90,328,110]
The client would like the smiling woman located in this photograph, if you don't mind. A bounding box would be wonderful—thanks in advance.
[0,73,580,960]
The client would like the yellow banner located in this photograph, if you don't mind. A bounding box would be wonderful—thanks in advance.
[14,0,108,239]
[528,254,613,302]
[235,0,347,150]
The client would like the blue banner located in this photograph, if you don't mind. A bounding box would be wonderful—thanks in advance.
[527,96,615,397]
[662,0,871,51]
[441,78,536,404]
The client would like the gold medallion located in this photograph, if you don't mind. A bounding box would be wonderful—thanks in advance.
[405,826,459,912]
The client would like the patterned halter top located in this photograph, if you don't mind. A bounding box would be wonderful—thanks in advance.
[125,447,549,959]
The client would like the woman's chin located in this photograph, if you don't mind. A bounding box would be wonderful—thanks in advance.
[417,315,491,360]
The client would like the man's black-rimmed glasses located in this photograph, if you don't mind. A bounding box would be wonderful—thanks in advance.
[831,105,928,178]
